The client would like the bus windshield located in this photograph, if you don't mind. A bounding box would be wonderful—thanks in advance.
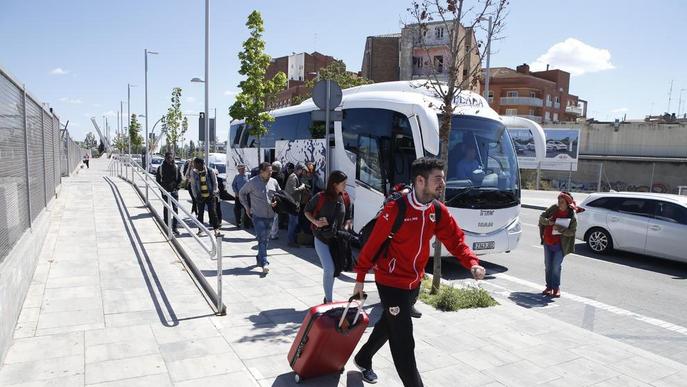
[444,115,520,209]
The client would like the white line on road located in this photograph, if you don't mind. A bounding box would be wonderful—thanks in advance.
[488,272,687,336]
[522,222,539,228]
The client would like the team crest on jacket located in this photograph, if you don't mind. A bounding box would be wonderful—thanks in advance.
[388,306,400,316]
[429,212,436,223]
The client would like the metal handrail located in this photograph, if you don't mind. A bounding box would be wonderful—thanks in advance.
[112,155,217,257]
[109,154,225,315]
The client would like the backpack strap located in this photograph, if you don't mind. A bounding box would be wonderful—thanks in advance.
[371,196,407,262]
[432,200,442,224]
[313,192,327,218]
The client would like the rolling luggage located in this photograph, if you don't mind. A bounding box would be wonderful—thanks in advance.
[288,296,369,383]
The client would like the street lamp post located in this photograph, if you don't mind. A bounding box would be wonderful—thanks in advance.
[144,48,158,203]
[127,83,136,156]
[191,0,211,167]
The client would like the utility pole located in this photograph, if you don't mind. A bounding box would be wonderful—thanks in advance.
[667,80,673,113]
[678,89,686,117]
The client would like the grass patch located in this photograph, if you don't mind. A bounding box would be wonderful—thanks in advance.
[419,277,498,312]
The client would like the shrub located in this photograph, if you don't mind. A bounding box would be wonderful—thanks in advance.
[419,277,498,312]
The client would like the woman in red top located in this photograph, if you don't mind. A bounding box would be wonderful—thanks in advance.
[538,192,581,297]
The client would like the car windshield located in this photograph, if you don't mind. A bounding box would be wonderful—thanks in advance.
[444,115,520,209]
[212,163,226,174]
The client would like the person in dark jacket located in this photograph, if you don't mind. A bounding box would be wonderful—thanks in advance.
[538,192,582,298]
[155,152,182,235]
[190,158,221,237]
[304,170,352,304]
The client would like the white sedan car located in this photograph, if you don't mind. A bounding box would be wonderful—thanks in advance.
[576,192,687,263]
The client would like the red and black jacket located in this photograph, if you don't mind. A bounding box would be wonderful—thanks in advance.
[355,190,479,290]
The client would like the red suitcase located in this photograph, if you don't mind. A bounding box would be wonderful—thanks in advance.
[288,296,369,383]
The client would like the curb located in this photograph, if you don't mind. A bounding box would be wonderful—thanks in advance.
[522,203,547,211]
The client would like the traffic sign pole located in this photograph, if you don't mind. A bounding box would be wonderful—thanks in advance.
[325,80,330,181]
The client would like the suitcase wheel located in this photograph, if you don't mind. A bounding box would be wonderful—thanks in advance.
[294,373,302,384]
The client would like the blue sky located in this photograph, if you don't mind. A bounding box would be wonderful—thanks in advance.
[1,0,685,143]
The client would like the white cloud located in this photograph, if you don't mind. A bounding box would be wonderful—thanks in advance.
[611,107,629,113]
[50,67,69,75]
[59,97,83,104]
[531,38,615,76]
[92,103,102,108]
[224,90,238,96]
[102,110,117,117]
[185,97,197,103]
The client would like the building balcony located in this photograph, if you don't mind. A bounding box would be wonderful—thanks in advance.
[566,105,583,115]
[554,102,560,109]
[499,97,543,107]
[545,100,553,107]
[519,114,543,122]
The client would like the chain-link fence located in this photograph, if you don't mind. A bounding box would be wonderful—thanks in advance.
[521,158,687,195]
[0,66,85,262]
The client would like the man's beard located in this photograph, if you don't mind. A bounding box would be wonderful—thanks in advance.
[422,187,441,201]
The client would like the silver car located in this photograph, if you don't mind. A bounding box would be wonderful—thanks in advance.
[576,192,687,263]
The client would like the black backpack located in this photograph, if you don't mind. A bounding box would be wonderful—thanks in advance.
[359,188,442,262]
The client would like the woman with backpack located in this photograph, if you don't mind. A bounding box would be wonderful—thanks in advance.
[304,170,352,304]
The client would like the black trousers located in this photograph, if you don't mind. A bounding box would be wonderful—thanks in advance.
[234,196,245,227]
[356,283,423,387]
[197,196,220,230]
[161,190,179,231]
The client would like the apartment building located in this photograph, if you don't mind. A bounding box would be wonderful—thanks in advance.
[482,63,587,123]
[265,51,336,109]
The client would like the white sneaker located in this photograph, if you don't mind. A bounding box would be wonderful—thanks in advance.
[196,230,204,237]
[262,265,270,274]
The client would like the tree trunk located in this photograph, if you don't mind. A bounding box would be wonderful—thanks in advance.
[431,112,453,294]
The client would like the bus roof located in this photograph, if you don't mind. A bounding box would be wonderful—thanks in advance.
[230,80,501,123]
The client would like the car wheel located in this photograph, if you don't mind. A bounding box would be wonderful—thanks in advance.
[586,228,613,254]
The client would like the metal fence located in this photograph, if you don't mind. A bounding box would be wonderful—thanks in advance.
[0,65,85,263]
[521,158,687,194]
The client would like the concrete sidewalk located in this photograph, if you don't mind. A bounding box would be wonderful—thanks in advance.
[1,159,685,386]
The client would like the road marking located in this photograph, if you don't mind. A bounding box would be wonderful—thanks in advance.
[522,222,539,228]
[489,272,687,336]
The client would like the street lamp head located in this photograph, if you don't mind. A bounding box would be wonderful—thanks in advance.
[147,50,159,55]
[190,77,205,83]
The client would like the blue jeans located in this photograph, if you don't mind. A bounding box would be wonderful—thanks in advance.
[314,237,335,302]
[253,216,272,267]
[287,214,299,243]
[544,243,564,289]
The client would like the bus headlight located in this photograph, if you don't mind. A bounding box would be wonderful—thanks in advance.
[507,218,521,234]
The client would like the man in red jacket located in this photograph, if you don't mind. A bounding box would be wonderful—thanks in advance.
[352,157,486,386]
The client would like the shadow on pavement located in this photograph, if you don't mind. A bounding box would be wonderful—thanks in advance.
[201,266,261,277]
[508,292,556,309]
[572,243,687,280]
[271,372,341,386]
[426,257,509,281]
[104,176,180,327]
[129,212,153,220]
[250,308,307,325]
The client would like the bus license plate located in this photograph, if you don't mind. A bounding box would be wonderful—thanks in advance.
[473,241,495,250]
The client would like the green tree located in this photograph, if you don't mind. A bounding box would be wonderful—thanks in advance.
[129,114,143,152]
[83,132,97,149]
[164,87,188,156]
[292,60,372,105]
[229,10,287,160]
[409,0,508,294]
[112,133,128,153]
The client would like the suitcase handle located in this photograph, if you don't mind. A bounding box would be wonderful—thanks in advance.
[339,292,367,329]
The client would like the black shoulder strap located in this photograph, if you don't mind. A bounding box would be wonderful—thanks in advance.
[389,196,407,237]
[433,200,442,224]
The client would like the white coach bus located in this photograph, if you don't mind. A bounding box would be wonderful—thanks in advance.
[227,81,546,255]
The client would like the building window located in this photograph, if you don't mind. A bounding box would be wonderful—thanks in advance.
[553,113,559,122]
[413,56,423,69]
[435,27,444,39]
[545,111,551,121]
[555,96,560,103]
[507,91,518,97]
[546,94,552,103]
[505,109,518,116]
[528,109,535,116]
[529,91,536,98]
[434,55,444,73]
[488,90,494,98]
